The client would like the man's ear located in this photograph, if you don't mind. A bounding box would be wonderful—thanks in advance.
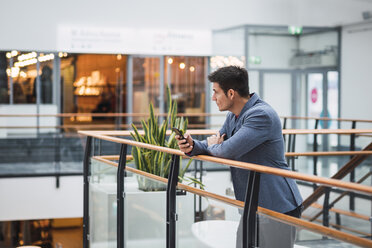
[228,89,234,99]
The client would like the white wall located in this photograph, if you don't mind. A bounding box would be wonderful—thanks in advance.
[340,22,372,147]
[341,22,372,121]
[2,0,371,52]
[0,0,294,52]
[262,73,292,116]
[0,176,83,221]
[295,0,372,27]
[213,29,245,56]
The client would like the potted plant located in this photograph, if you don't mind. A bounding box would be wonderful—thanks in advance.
[130,87,201,191]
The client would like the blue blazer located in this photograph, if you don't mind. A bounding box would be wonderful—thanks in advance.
[190,93,303,213]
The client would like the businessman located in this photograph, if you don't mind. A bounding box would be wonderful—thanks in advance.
[176,66,303,247]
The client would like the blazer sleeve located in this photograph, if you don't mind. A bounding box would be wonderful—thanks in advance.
[206,110,272,159]
[188,114,230,156]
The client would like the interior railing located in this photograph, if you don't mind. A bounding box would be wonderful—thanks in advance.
[1,113,371,132]
[79,129,372,248]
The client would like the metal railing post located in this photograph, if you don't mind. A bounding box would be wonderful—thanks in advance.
[313,119,319,191]
[291,134,297,171]
[83,136,93,248]
[242,171,261,248]
[283,117,287,142]
[117,144,127,248]
[350,121,356,211]
[286,134,292,166]
[323,187,331,228]
[166,154,180,248]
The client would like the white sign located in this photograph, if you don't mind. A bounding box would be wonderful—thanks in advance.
[57,26,212,56]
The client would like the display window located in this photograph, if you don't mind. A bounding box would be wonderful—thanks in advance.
[0,51,208,128]
[165,56,207,125]
[0,50,55,104]
[61,54,126,124]
[0,52,8,104]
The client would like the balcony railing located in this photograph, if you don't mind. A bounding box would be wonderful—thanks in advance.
[80,128,372,248]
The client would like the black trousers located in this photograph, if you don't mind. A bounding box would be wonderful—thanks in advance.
[236,205,303,248]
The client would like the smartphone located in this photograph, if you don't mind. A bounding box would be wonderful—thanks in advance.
[171,127,185,140]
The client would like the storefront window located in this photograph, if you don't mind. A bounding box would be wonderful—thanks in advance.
[61,54,126,124]
[1,51,55,104]
[132,57,161,123]
[0,52,8,103]
[165,56,207,125]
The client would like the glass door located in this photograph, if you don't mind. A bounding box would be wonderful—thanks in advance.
[261,72,292,117]
[306,71,339,147]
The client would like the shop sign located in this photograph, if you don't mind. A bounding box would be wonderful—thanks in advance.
[57,26,212,56]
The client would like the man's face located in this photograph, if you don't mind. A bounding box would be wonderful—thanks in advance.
[212,83,233,112]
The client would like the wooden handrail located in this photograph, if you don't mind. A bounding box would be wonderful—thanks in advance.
[302,215,371,237]
[311,203,370,221]
[102,151,372,160]
[78,129,372,136]
[92,156,372,248]
[307,171,372,222]
[80,131,372,195]
[285,151,372,156]
[0,124,215,129]
[1,113,371,123]
[303,141,372,209]
[0,113,225,118]
[280,116,372,123]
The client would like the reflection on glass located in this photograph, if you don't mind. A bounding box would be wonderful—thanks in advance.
[307,73,323,144]
[165,56,207,126]
[178,193,241,248]
[327,71,339,147]
[0,52,9,103]
[257,214,298,248]
[132,57,160,123]
[62,54,126,125]
[89,158,118,248]
[257,212,363,248]
[4,51,55,104]
[124,173,167,248]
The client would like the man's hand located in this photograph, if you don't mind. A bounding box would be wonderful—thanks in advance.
[176,133,194,154]
[207,132,226,146]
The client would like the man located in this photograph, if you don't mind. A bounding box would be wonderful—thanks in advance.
[176,66,303,247]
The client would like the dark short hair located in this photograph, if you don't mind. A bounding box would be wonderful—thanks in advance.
[208,66,249,98]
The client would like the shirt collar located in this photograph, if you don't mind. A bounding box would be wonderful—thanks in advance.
[236,92,260,118]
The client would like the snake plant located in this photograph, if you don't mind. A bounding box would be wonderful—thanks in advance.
[130,87,201,191]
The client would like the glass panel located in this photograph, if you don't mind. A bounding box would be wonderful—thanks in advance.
[307,73,323,144]
[0,52,9,103]
[258,213,362,248]
[4,51,56,104]
[307,73,323,127]
[124,173,167,248]
[89,158,118,248]
[248,71,259,96]
[165,56,207,127]
[38,52,54,104]
[263,73,292,116]
[132,56,160,123]
[327,71,339,147]
[177,192,241,248]
[63,54,126,126]
[249,34,296,70]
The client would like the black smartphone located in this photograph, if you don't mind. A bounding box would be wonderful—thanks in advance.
[171,127,185,140]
